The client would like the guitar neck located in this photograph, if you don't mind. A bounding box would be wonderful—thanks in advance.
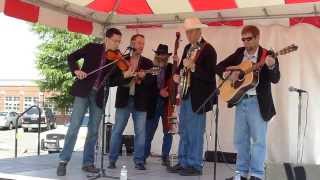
[243,45,297,75]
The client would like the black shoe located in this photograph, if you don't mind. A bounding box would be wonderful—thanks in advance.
[107,161,116,169]
[167,163,183,173]
[56,162,67,176]
[161,158,170,167]
[82,165,100,173]
[250,176,261,180]
[135,163,146,170]
[179,167,202,176]
[226,176,247,180]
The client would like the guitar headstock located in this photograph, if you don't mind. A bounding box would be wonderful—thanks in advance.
[278,44,298,56]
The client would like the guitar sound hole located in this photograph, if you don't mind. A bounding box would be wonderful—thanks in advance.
[238,71,245,80]
[233,80,244,89]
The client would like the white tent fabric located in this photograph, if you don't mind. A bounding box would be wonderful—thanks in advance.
[103,24,320,165]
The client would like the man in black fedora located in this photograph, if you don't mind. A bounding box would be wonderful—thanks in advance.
[144,44,174,166]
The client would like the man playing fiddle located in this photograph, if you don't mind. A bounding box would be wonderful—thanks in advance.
[57,28,125,176]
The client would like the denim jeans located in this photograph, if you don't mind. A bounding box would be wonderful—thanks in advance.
[145,97,173,160]
[59,90,103,166]
[109,98,146,164]
[234,96,268,179]
[178,96,206,171]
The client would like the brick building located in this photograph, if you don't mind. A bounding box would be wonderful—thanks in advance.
[0,79,56,113]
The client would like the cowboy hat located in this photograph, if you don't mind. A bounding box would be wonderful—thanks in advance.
[183,17,208,31]
[153,44,172,56]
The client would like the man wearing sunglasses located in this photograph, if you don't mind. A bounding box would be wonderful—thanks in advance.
[216,25,280,180]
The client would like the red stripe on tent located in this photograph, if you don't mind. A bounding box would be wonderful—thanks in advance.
[190,0,237,11]
[4,0,39,23]
[126,24,162,29]
[206,20,243,27]
[88,0,116,12]
[290,16,320,28]
[285,0,320,4]
[117,0,152,14]
[68,17,93,35]
[88,0,152,14]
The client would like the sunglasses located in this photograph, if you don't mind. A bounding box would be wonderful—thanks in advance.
[241,37,254,42]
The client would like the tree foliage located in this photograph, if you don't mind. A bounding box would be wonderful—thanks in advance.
[32,24,99,113]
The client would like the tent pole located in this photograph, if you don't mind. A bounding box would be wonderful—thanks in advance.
[103,0,120,27]
[112,11,320,27]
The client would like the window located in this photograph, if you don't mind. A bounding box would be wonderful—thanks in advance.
[24,97,39,110]
[26,107,42,115]
[44,101,56,113]
[4,96,20,112]
[9,112,15,117]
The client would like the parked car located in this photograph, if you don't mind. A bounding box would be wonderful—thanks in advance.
[40,114,89,153]
[21,107,57,132]
[0,111,21,130]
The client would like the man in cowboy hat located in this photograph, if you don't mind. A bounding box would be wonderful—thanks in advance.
[144,44,174,167]
[168,17,217,176]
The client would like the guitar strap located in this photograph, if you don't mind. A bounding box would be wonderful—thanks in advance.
[255,48,268,71]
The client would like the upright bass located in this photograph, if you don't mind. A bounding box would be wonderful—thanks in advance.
[164,32,181,134]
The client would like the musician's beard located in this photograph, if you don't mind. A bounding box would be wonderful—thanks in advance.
[132,49,142,56]
[154,57,168,67]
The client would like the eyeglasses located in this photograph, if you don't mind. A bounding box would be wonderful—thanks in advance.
[241,37,254,42]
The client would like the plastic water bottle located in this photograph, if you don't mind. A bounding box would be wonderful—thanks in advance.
[122,144,127,156]
[120,165,127,180]
[170,154,175,167]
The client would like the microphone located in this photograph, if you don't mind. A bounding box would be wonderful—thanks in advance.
[126,46,136,51]
[288,86,307,93]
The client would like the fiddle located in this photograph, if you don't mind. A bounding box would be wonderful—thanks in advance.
[76,48,131,80]
[105,49,130,71]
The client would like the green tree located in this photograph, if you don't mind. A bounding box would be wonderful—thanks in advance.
[32,24,99,114]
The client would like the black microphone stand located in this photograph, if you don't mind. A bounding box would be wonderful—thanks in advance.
[87,64,119,180]
[296,90,305,164]
[196,74,231,180]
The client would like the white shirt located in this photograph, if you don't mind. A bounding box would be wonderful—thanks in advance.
[243,48,259,96]
[186,37,202,72]
[129,54,140,96]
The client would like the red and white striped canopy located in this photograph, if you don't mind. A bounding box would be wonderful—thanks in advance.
[1,0,320,37]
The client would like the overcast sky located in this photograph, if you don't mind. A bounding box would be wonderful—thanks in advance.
[0,14,40,80]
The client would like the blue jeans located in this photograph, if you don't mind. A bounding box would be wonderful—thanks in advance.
[178,96,206,171]
[234,96,268,179]
[109,98,146,164]
[145,97,173,160]
[59,90,102,166]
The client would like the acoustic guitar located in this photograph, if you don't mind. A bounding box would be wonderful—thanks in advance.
[219,44,298,105]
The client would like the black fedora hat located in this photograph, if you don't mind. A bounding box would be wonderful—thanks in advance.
[153,44,172,56]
